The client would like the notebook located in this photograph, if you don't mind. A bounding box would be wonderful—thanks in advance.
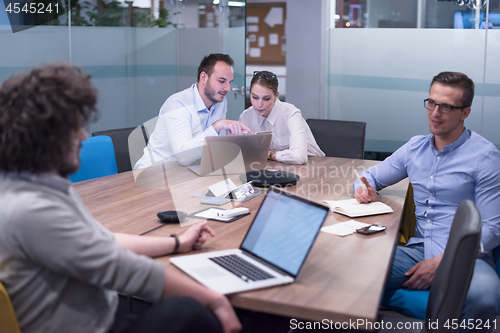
[188,132,272,176]
[322,198,393,218]
[170,186,329,295]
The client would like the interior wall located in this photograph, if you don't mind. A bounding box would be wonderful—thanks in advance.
[286,0,326,121]
[327,28,500,152]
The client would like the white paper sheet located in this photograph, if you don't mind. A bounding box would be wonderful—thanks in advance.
[248,25,259,33]
[258,36,266,47]
[264,7,283,28]
[249,48,261,58]
[269,33,279,45]
[247,16,259,24]
[321,220,371,236]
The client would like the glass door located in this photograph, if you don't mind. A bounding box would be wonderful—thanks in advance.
[174,0,246,120]
[218,0,246,120]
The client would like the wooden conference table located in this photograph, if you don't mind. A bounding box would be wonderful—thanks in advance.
[74,156,408,329]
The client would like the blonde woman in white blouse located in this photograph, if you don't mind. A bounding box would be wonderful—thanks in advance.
[239,71,324,164]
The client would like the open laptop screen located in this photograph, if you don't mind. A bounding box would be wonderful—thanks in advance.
[241,188,329,277]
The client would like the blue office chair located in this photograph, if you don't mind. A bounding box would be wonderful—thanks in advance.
[92,125,149,173]
[69,136,118,182]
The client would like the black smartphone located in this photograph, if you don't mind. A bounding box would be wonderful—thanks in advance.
[356,224,386,235]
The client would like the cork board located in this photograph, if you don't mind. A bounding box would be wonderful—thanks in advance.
[246,3,286,66]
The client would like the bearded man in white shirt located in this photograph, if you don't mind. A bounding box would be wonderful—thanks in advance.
[135,54,251,169]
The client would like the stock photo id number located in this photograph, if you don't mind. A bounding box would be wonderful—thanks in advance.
[3,0,66,33]
[5,2,60,14]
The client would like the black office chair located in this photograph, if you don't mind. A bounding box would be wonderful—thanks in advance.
[93,126,149,173]
[306,119,366,159]
[374,200,482,333]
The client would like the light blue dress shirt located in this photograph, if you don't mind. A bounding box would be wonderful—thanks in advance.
[355,129,500,259]
[134,83,226,169]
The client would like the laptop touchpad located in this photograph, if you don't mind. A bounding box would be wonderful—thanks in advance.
[193,266,226,278]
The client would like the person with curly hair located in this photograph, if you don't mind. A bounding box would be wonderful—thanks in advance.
[0,64,241,333]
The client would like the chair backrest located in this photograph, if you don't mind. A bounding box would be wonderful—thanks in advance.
[69,136,118,182]
[493,245,500,278]
[0,281,21,333]
[306,119,366,159]
[92,126,149,173]
[425,200,481,332]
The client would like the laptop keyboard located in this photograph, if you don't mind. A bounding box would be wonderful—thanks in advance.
[209,254,274,282]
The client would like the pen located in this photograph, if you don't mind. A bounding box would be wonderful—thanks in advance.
[354,169,368,194]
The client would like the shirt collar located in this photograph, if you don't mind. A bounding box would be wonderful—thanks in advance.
[258,98,280,126]
[430,128,471,153]
[1,172,71,193]
[192,83,219,114]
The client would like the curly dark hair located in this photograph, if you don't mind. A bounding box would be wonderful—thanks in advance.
[0,63,98,175]
[430,71,475,108]
[197,54,234,82]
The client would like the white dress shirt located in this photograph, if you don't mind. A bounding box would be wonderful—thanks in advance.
[239,99,324,164]
[134,83,226,169]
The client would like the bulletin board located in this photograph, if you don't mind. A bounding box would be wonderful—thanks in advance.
[246,3,286,66]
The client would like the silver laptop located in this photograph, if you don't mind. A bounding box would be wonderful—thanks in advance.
[188,132,272,176]
[170,187,329,294]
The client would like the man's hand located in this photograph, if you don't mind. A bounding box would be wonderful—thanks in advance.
[209,294,243,333]
[403,254,443,290]
[212,120,253,135]
[178,221,215,253]
[354,176,377,203]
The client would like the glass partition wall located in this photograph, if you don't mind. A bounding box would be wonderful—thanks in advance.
[327,0,500,154]
[0,0,246,133]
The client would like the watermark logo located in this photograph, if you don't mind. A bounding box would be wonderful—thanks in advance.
[3,0,71,33]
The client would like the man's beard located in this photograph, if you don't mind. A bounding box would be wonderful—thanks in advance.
[204,81,223,104]
[59,145,81,178]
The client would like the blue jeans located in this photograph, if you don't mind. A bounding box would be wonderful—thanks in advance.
[383,244,500,333]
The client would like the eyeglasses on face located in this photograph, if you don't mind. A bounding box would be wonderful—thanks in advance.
[424,98,466,114]
[253,71,277,82]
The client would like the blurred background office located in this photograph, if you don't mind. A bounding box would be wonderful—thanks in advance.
[1,0,499,159]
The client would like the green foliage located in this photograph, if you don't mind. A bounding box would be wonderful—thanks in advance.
[69,0,178,28]
[148,7,177,28]
[87,0,125,27]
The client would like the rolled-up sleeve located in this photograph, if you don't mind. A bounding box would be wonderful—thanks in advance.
[5,191,165,302]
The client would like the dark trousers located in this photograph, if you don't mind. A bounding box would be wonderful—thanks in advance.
[108,296,222,333]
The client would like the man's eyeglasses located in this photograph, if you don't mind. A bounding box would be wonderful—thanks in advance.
[253,71,277,82]
[424,99,466,114]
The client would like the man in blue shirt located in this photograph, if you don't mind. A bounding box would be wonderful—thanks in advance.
[135,54,252,169]
[355,72,500,330]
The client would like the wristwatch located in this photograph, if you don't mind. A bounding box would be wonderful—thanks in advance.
[170,234,179,254]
